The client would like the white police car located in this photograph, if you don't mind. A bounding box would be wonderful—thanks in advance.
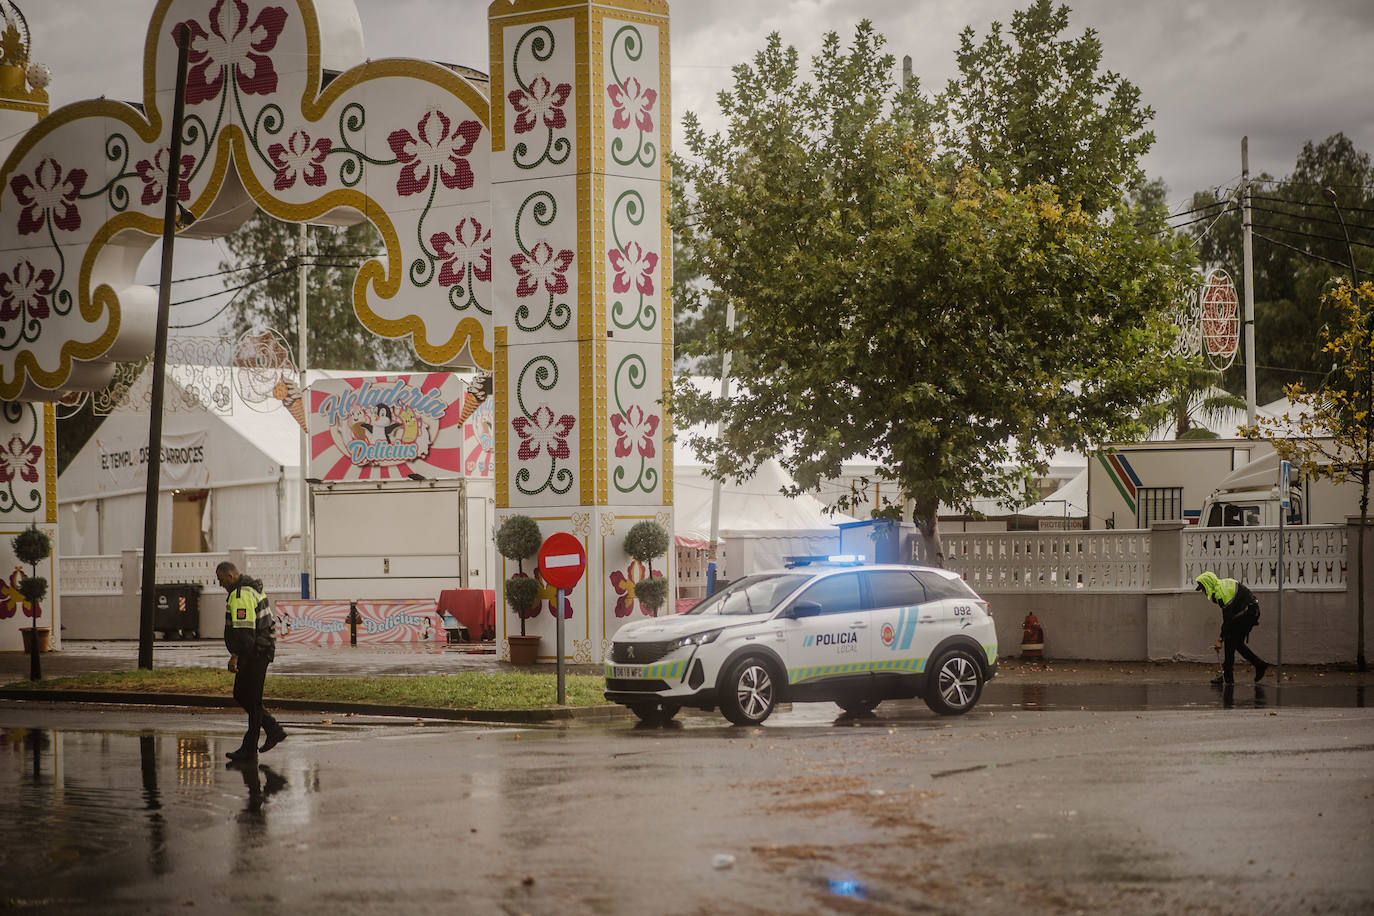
[604,558,998,725]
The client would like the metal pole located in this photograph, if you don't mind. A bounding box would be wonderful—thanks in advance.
[555,587,566,704]
[706,300,735,596]
[1241,137,1257,427]
[138,25,191,670]
[1277,489,1284,684]
[297,222,310,598]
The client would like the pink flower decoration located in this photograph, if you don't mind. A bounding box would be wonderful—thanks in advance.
[174,0,288,106]
[433,217,492,287]
[512,405,575,462]
[387,109,482,197]
[135,148,195,207]
[0,435,41,485]
[610,405,659,459]
[508,75,572,134]
[607,241,658,296]
[0,568,24,621]
[511,241,574,298]
[10,157,86,236]
[536,570,574,620]
[610,560,646,618]
[607,77,657,133]
[0,261,56,323]
[268,129,332,191]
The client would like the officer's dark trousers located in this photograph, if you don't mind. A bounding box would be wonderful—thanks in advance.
[232,652,279,753]
[1222,627,1266,682]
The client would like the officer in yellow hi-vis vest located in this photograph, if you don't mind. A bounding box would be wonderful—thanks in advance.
[217,561,286,761]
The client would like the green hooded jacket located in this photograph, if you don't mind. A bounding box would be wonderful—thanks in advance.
[1196,571,1260,636]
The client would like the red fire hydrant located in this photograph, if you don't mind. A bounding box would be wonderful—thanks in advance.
[1020,612,1044,658]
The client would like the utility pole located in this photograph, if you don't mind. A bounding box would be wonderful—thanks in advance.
[138,24,191,670]
[706,300,735,596]
[297,222,311,598]
[1241,136,1257,427]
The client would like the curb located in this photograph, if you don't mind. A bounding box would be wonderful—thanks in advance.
[0,689,629,724]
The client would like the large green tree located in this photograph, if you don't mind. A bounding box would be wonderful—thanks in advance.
[1190,133,1374,403]
[672,11,1191,562]
[220,212,425,370]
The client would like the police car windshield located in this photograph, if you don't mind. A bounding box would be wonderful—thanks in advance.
[687,574,810,617]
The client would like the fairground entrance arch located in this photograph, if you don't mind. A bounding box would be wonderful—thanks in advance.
[0,0,673,663]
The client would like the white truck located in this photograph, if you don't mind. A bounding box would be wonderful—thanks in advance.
[1198,450,1361,528]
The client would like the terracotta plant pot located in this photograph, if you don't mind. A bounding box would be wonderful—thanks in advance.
[21,627,51,654]
[508,634,541,665]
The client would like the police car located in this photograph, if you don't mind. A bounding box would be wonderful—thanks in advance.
[604,558,998,725]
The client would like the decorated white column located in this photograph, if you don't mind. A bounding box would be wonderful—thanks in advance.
[490,0,672,663]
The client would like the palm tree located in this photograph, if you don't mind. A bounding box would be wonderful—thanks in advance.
[1140,362,1248,440]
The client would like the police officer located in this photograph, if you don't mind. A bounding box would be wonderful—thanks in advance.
[1196,570,1269,685]
[217,561,287,761]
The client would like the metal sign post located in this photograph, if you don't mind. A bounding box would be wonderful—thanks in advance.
[538,533,587,706]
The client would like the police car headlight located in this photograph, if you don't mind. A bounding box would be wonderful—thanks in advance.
[667,629,722,653]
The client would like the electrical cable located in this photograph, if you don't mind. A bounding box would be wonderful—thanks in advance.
[1253,201,1374,233]
[1251,193,1374,217]
[1251,220,1374,252]
[167,263,298,327]
[1161,206,1239,233]
[1251,231,1366,276]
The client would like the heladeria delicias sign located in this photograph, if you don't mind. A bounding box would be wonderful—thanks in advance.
[307,374,472,481]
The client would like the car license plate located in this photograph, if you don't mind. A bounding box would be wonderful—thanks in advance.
[609,665,643,679]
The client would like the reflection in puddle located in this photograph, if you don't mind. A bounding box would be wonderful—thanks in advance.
[0,725,306,896]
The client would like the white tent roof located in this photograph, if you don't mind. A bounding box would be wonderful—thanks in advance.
[673,461,850,546]
[1014,467,1088,518]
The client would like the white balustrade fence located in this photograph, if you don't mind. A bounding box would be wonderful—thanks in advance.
[59,551,302,597]
[1184,525,1347,590]
[942,530,1152,592]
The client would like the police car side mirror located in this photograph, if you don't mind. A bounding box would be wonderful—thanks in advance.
[783,600,822,619]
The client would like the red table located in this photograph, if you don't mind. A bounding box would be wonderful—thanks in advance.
[436,589,496,641]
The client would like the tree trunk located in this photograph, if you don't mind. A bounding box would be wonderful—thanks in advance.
[912,498,945,569]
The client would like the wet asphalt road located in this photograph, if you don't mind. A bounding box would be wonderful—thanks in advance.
[2,687,1371,916]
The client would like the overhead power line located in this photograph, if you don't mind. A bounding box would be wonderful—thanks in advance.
[1251,220,1374,252]
[1251,231,1366,277]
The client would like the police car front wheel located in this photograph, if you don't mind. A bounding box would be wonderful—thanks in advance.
[720,656,777,726]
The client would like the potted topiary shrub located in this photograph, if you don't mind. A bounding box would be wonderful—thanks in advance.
[624,520,670,616]
[12,522,51,679]
[496,514,542,663]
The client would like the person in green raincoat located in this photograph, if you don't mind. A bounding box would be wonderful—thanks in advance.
[1196,571,1269,685]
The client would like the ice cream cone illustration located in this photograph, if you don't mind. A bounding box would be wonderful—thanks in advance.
[273,379,307,431]
[458,374,492,426]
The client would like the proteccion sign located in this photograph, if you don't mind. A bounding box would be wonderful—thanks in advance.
[538,532,587,590]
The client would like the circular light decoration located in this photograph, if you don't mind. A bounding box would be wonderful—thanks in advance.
[1199,268,1239,371]
[233,330,301,423]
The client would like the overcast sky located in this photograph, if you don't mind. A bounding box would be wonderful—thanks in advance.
[20,0,1374,334]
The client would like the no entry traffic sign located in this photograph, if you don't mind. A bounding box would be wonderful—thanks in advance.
[538,532,587,590]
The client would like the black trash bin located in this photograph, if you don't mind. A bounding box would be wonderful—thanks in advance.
[154,583,203,639]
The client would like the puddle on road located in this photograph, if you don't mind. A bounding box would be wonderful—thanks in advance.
[0,726,311,896]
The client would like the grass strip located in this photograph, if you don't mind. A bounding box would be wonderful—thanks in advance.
[2,668,609,709]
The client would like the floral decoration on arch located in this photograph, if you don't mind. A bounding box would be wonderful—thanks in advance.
[611,354,659,496]
[0,0,494,400]
[610,559,650,618]
[607,189,657,332]
[508,25,572,170]
[510,191,573,333]
[606,25,657,168]
[0,400,43,515]
[512,355,574,498]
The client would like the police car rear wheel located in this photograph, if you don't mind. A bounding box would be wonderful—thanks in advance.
[924,648,984,716]
[720,657,776,726]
